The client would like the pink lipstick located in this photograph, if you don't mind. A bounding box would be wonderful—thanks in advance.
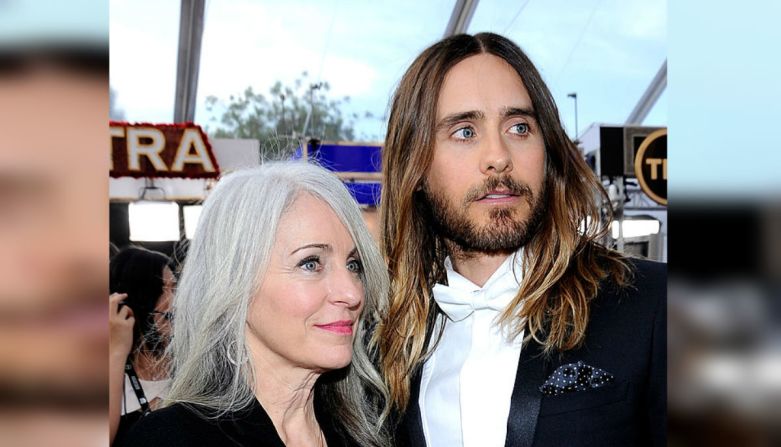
[315,320,354,335]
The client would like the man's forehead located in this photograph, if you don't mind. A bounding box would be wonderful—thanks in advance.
[436,53,532,119]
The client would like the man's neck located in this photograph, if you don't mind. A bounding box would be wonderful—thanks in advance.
[448,243,514,288]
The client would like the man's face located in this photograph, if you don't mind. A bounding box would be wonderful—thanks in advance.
[424,53,547,253]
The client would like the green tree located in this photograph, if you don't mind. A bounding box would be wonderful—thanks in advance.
[205,72,367,160]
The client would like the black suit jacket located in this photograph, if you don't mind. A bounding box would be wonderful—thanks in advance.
[397,258,666,447]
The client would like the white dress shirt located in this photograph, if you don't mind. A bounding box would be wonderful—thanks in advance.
[419,250,525,447]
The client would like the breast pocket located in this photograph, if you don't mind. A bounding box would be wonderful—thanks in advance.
[538,381,629,417]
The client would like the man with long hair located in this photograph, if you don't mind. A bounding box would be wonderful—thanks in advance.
[375,33,665,446]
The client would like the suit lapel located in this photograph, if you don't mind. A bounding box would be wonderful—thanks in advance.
[397,366,427,447]
[504,340,546,447]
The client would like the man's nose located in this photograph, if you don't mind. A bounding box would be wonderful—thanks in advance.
[480,132,513,175]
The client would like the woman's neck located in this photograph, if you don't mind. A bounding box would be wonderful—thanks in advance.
[253,357,324,446]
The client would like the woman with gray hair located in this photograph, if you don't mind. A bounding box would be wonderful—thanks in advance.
[120,162,390,447]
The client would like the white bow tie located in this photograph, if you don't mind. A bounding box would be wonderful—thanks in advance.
[432,275,519,322]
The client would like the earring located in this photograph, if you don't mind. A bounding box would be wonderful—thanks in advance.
[226,340,248,366]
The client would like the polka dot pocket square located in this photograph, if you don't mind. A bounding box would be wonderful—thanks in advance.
[539,361,615,396]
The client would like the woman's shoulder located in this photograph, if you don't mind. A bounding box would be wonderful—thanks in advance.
[116,399,288,447]
[115,402,228,446]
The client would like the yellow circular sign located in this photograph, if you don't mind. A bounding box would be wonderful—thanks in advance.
[634,128,667,206]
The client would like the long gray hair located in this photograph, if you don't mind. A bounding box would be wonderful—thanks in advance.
[166,161,390,446]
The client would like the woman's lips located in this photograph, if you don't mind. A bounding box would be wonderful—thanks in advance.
[314,320,354,335]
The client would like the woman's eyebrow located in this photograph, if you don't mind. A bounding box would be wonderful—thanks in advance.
[290,243,331,256]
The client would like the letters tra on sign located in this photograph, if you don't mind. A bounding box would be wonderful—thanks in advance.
[634,128,667,206]
[110,122,220,179]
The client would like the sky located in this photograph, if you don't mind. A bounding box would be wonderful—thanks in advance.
[0,0,108,43]
[109,0,666,142]
[109,0,781,196]
[668,0,781,198]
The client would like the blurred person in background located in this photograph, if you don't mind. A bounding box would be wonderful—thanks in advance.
[0,2,108,445]
[109,246,175,445]
[121,162,391,446]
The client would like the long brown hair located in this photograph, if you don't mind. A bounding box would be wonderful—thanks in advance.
[375,32,632,412]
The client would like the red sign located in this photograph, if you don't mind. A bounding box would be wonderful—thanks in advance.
[110,122,220,179]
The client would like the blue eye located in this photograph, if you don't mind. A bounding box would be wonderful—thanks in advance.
[510,122,529,135]
[347,259,363,274]
[453,126,476,140]
[298,257,321,272]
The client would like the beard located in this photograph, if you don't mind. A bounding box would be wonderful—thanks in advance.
[422,175,546,255]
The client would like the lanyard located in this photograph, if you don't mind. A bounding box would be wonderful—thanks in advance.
[125,359,151,416]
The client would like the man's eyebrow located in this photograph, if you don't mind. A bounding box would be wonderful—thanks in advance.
[290,243,331,256]
[502,106,537,120]
[435,110,485,131]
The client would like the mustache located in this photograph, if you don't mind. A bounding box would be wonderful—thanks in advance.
[463,175,534,204]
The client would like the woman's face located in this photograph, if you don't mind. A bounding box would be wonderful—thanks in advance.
[246,193,365,374]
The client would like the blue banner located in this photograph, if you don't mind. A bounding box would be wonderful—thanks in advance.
[292,141,383,205]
